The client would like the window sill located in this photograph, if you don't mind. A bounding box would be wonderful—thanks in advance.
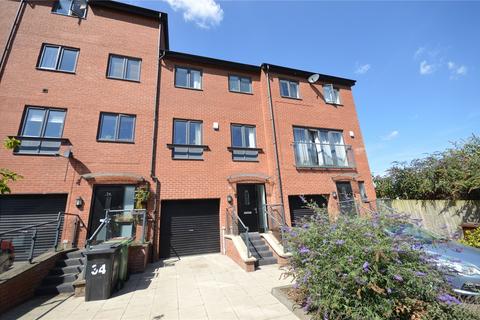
[325,102,343,106]
[295,165,356,171]
[227,146,263,153]
[229,90,253,95]
[51,12,87,20]
[171,157,204,161]
[174,85,203,91]
[232,159,259,163]
[106,76,141,83]
[36,67,76,75]
[97,139,135,144]
[280,95,302,101]
[167,143,210,150]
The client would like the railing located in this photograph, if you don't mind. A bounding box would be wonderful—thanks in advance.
[264,204,288,248]
[10,136,71,156]
[292,142,355,169]
[225,206,252,258]
[86,209,147,249]
[0,212,63,263]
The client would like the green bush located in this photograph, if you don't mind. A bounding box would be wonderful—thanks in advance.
[460,227,480,248]
[284,206,479,319]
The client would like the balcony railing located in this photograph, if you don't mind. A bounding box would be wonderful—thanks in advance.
[11,136,71,156]
[293,142,355,169]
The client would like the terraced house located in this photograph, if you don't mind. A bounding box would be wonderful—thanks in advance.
[0,0,375,275]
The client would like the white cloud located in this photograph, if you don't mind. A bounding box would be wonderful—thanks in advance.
[419,60,435,75]
[447,61,467,79]
[163,0,224,29]
[354,63,371,75]
[382,130,399,141]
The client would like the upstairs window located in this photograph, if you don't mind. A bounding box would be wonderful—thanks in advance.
[98,113,136,142]
[107,55,141,82]
[230,124,258,161]
[171,119,204,159]
[358,181,368,201]
[52,0,87,18]
[323,84,341,104]
[229,75,252,94]
[279,79,300,99]
[38,44,79,73]
[16,107,66,155]
[175,67,202,90]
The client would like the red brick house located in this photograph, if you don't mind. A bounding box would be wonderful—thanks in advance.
[0,0,375,270]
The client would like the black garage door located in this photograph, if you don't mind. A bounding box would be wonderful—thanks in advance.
[0,194,67,261]
[160,199,220,258]
[288,194,328,226]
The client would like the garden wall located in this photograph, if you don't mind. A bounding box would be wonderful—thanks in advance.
[377,199,480,237]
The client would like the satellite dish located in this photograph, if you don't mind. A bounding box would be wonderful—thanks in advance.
[308,73,320,84]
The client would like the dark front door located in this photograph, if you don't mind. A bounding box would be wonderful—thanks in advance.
[336,182,356,215]
[88,185,126,239]
[237,184,260,232]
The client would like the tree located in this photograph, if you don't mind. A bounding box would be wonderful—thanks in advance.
[0,137,22,194]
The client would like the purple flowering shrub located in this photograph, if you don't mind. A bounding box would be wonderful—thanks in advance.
[284,208,479,319]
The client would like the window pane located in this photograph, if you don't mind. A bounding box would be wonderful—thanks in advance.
[245,127,256,147]
[40,46,59,69]
[118,116,135,141]
[191,70,201,89]
[229,76,239,91]
[53,0,72,15]
[44,110,65,138]
[173,120,187,144]
[125,59,140,81]
[280,80,289,97]
[334,88,341,104]
[23,109,46,137]
[99,114,117,140]
[71,0,87,18]
[240,77,251,93]
[289,82,298,98]
[231,126,243,147]
[58,48,78,72]
[108,56,124,78]
[189,122,202,145]
[324,85,333,103]
[174,68,187,87]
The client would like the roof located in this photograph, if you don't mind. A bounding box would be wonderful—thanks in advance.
[163,51,356,86]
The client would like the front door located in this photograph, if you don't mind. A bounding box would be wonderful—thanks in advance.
[88,185,135,240]
[237,184,261,232]
[336,181,356,215]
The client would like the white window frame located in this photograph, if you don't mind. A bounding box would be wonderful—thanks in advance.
[323,84,341,104]
[174,67,203,90]
[229,75,252,94]
[279,79,300,99]
[52,0,88,19]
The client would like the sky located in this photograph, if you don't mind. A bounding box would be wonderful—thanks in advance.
[122,0,480,175]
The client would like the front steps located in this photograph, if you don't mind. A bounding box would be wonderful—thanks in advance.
[248,232,277,267]
[35,250,85,295]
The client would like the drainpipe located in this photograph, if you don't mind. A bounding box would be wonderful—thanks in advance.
[263,64,286,224]
[0,0,26,81]
[150,14,166,261]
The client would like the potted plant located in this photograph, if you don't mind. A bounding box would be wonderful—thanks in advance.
[134,184,150,209]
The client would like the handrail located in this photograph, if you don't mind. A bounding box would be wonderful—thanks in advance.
[264,204,288,249]
[226,206,252,258]
[0,212,63,263]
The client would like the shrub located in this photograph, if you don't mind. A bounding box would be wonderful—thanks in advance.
[284,206,479,320]
[460,227,480,248]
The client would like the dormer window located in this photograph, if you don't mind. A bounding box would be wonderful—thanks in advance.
[52,0,87,19]
[323,84,341,105]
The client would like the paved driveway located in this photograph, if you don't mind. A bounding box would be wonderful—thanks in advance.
[2,254,296,320]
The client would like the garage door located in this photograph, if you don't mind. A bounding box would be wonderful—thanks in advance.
[0,194,67,261]
[160,199,220,258]
[288,194,328,226]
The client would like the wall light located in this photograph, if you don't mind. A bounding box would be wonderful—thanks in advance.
[75,196,84,208]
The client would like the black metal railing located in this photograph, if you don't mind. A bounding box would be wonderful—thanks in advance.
[292,142,355,169]
[86,209,147,249]
[10,136,71,156]
[225,206,252,258]
[0,212,64,263]
[264,204,288,249]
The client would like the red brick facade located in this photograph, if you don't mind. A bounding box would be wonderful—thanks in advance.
[0,0,375,260]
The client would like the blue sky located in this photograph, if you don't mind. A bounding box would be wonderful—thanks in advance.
[123,0,479,175]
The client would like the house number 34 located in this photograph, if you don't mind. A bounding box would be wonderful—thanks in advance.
[91,264,106,275]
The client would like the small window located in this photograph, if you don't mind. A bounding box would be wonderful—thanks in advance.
[229,75,252,93]
[230,124,258,161]
[52,0,87,18]
[16,107,66,155]
[98,113,136,142]
[323,84,341,104]
[38,44,79,73]
[175,67,202,89]
[358,181,368,201]
[172,120,203,159]
[279,79,300,99]
[107,55,141,82]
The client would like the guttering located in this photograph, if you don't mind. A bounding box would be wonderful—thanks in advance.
[150,13,166,261]
[263,64,286,222]
[0,0,26,81]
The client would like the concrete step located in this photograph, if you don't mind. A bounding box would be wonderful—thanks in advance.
[257,256,277,266]
[56,257,84,267]
[50,265,83,275]
[250,244,269,252]
[42,273,78,286]
[252,250,274,259]
[249,239,266,246]
[35,282,74,296]
[65,250,86,259]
